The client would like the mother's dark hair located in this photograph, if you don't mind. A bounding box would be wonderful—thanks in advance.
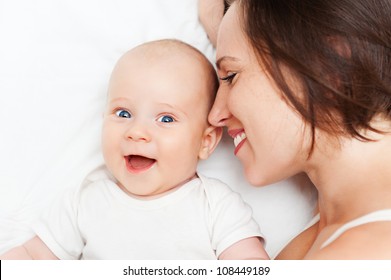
[236,0,391,151]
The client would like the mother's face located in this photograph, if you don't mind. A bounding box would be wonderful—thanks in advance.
[208,2,310,186]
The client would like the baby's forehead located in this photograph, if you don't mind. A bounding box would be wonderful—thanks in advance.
[111,39,217,106]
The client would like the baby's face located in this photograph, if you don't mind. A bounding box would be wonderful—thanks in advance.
[102,47,212,198]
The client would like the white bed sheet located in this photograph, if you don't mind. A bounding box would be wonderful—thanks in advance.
[0,0,317,258]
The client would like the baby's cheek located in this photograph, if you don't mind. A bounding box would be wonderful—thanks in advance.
[101,127,118,160]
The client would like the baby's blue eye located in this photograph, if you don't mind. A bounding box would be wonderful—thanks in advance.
[115,109,131,118]
[158,115,174,123]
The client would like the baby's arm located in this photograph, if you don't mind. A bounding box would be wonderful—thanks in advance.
[219,237,269,260]
[0,236,58,260]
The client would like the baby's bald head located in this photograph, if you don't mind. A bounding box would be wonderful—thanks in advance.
[109,39,218,115]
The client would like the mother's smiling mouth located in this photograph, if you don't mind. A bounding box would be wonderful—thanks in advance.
[228,129,247,155]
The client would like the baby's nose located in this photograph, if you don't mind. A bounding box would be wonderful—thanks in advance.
[125,121,151,142]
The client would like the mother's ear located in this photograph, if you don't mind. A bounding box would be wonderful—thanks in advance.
[198,126,223,160]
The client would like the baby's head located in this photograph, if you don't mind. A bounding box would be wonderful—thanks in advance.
[102,39,221,199]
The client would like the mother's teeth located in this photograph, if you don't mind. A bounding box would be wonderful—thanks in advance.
[234,132,247,147]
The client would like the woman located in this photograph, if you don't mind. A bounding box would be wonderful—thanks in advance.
[208,0,391,259]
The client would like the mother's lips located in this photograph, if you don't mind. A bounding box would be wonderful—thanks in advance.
[228,129,247,155]
[234,132,247,148]
[228,129,244,138]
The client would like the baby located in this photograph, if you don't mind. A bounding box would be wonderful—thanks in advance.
[1,39,269,260]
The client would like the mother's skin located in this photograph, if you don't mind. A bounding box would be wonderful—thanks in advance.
[208,0,391,259]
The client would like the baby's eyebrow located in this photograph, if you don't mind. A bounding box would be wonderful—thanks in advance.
[108,97,130,104]
[156,102,187,116]
[216,56,239,70]
[155,102,175,112]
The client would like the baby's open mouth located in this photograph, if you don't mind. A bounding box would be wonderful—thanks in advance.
[125,155,156,173]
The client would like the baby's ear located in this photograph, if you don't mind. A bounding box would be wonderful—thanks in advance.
[198,126,223,160]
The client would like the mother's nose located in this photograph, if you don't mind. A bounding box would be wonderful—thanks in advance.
[208,88,231,127]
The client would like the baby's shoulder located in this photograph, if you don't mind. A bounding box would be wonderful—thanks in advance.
[198,174,234,193]
[197,173,243,203]
[75,166,117,200]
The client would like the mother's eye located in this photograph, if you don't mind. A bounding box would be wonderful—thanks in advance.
[157,115,174,123]
[115,109,131,118]
[219,72,237,84]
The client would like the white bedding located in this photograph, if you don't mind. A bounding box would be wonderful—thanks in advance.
[0,0,317,258]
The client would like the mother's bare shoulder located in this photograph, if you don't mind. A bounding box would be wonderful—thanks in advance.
[307,222,391,260]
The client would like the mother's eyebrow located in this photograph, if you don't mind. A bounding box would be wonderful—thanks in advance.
[216,56,239,70]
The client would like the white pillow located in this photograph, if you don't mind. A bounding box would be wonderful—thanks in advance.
[0,0,316,258]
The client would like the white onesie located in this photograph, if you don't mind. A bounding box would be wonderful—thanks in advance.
[33,167,263,259]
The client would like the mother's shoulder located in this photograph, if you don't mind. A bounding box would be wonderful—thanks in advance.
[307,221,391,259]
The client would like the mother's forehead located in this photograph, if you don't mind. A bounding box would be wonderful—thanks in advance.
[217,2,244,48]
[216,3,254,66]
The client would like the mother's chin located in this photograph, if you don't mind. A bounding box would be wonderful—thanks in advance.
[241,157,299,187]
